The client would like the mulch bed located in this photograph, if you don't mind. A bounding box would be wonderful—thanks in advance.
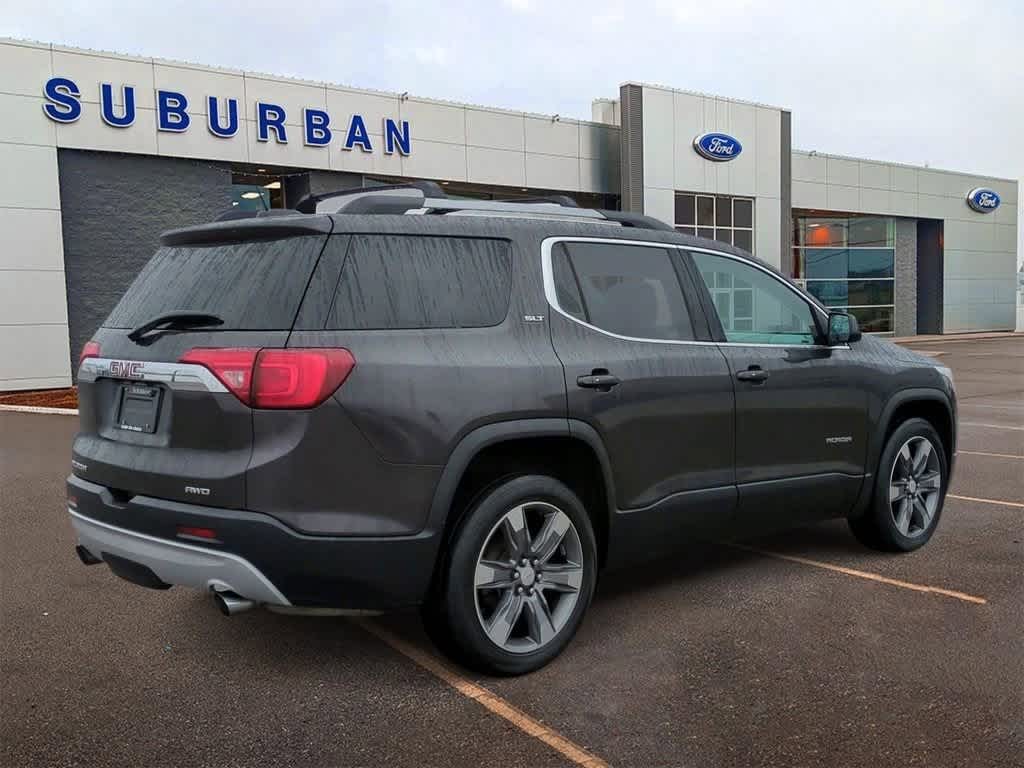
[0,387,79,409]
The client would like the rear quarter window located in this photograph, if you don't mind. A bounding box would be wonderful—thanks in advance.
[104,236,326,330]
[327,235,512,330]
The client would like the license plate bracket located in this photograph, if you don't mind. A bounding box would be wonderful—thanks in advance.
[116,383,162,434]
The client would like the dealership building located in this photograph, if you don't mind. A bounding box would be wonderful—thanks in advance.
[0,37,1019,391]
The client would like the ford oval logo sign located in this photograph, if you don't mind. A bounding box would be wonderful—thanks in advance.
[693,132,743,162]
[966,187,1000,213]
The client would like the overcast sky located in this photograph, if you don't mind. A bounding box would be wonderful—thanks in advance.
[3,0,1021,261]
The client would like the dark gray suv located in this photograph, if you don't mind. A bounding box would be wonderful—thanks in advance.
[68,184,956,675]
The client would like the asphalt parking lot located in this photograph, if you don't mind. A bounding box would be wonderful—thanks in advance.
[2,337,1021,768]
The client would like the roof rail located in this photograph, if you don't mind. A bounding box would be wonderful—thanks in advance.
[293,181,446,214]
[419,198,608,221]
[598,210,675,231]
[494,194,580,208]
[288,182,673,231]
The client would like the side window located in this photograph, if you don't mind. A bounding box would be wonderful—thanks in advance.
[328,235,512,329]
[690,251,819,345]
[550,245,586,321]
[553,241,695,341]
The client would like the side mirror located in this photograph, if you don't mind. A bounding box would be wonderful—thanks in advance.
[827,311,861,345]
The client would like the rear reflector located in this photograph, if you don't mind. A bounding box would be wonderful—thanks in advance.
[79,340,101,367]
[176,525,218,540]
[179,347,355,409]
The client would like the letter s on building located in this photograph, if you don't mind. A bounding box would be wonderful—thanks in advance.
[43,77,83,123]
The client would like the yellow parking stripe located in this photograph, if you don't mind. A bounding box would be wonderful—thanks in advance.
[956,450,1023,460]
[729,544,987,605]
[948,494,1024,509]
[959,421,1024,431]
[356,619,610,768]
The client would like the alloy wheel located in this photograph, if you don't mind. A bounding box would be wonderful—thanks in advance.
[888,436,942,538]
[473,502,584,654]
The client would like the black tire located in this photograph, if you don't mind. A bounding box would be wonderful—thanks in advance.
[848,417,948,552]
[424,474,598,676]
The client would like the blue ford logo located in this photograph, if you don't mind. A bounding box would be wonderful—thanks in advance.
[693,132,742,162]
[966,187,1000,213]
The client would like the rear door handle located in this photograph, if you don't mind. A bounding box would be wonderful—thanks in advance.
[736,367,769,383]
[577,373,620,390]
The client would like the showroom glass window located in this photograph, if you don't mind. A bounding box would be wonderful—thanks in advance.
[674,193,755,253]
[230,171,285,210]
[690,251,818,345]
[792,215,895,334]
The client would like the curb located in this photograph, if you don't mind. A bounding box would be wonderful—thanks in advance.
[893,331,1023,344]
[0,404,79,416]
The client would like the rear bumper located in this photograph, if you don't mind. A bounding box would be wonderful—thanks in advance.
[67,474,441,609]
[71,510,292,605]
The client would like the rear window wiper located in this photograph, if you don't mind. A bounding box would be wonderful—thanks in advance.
[128,311,225,342]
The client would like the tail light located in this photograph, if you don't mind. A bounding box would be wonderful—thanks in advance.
[179,348,355,409]
[252,349,355,409]
[79,340,101,367]
[179,348,259,404]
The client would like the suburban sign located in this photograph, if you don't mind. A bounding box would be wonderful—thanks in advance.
[41,76,412,155]
[966,187,1001,213]
[693,132,743,162]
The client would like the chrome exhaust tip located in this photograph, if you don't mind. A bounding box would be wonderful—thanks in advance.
[75,544,103,566]
[212,590,255,616]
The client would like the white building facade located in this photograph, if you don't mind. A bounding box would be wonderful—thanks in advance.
[0,38,1018,391]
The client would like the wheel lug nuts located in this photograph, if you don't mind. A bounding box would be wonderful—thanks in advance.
[536,574,543,581]
[513,571,520,579]
[516,586,523,595]
[531,558,539,566]
[520,558,528,566]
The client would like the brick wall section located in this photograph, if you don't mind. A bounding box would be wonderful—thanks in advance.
[894,218,918,337]
[57,150,232,378]
[284,170,365,209]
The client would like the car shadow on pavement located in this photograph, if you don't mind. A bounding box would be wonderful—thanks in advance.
[170,519,880,676]
[594,518,867,603]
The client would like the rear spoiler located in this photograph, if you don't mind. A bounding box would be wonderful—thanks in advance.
[160,214,332,246]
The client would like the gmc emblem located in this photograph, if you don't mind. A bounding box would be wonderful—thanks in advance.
[110,360,144,378]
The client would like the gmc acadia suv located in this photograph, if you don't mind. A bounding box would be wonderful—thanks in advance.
[68,183,956,675]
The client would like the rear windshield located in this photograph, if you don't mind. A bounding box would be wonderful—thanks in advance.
[104,235,326,330]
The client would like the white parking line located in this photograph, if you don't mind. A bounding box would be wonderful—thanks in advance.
[959,403,1024,412]
[957,450,1023,460]
[959,421,1024,431]
[0,404,78,415]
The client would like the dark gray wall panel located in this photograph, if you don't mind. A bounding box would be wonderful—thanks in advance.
[780,110,793,275]
[619,84,644,213]
[57,149,232,377]
[916,220,944,334]
[284,169,366,209]
[309,170,365,196]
